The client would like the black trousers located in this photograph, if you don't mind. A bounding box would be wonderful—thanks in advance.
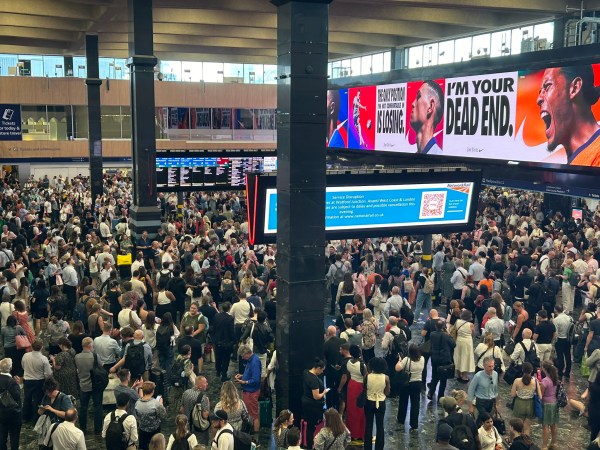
[63,285,77,318]
[215,343,232,379]
[429,363,448,398]
[0,413,21,450]
[397,381,420,429]
[364,399,386,450]
[475,397,496,426]
[555,338,572,379]
[22,379,44,423]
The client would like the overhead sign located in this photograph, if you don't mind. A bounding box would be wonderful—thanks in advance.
[0,105,21,141]
[327,63,600,169]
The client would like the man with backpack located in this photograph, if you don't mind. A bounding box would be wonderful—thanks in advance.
[181,375,211,447]
[437,396,478,450]
[203,259,222,304]
[102,392,138,450]
[326,254,348,315]
[110,330,153,381]
[211,410,235,450]
[510,329,540,369]
[74,337,105,434]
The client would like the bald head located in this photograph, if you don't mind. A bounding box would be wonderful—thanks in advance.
[429,309,439,319]
[133,330,144,341]
[326,326,337,337]
[391,286,400,295]
[522,328,533,339]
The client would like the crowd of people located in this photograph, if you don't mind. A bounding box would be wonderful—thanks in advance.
[0,171,599,450]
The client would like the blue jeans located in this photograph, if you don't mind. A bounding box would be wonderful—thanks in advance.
[414,291,432,323]
[79,389,103,433]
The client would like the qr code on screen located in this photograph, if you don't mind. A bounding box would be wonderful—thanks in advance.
[419,191,447,219]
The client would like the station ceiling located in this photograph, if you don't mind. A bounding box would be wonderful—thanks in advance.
[0,0,595,63]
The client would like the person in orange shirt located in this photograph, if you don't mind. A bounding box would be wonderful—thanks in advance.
[537,65,600,166]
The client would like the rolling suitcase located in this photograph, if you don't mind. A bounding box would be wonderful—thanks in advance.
[259,398,273,427]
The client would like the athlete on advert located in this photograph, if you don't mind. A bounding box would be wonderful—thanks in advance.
[410,81,444,155]
[537,65,600,166]
[353,89,368,147]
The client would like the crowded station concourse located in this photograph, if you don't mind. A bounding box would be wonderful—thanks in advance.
[0,170,596,450]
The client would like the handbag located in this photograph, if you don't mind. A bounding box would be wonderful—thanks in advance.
[55,273,63,286]
[437,363,455,380]
[356,374,368,408]
[16,333,31,351]
[394,359,411,388]
[533,379,543,419]
[504,338,516,357]
[582,353,591,377]
[503,363,522,385]
[492,405,506,435]
[0,389,18,409]
[419,338,432,355]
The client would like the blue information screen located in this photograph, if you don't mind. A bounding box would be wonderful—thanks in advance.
[264,182,475,234]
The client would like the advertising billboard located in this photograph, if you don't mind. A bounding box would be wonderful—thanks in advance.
[327,63,600,169]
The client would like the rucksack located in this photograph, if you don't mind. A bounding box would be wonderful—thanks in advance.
[442,413,476,450]
[190,392,211,432]
[519,341,540,368]
[222,281,235,302]
[72,301,87,325]
[171,433,193,450]
[104,412,130,450]
[347,330,363,348]
[156,325,173,351]
[593,284,600,300]
[332,263,345,285]
[158,270,172,286]
[401,303,414,326]
[216,428,253,450]
[569,271,580,287]
[170,356,188,388]
[422,275,434,294]
[204,268,220,288]
[124,342,146,379]
[389,329,409,358]
[91,353,109,392]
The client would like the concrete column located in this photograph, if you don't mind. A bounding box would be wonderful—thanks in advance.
[85,34,103,209]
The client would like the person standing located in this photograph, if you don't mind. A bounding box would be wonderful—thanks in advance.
[212,302,235,382]
[22,338,52,423]
[301,358,328,450]
[47,408,86,450]
[363,357,390,450]
[62,257,79,315]
[74,337,103,434]
[540,361,559,450]
[395,345,424,430]
[93,322,121,372]
[181,375,210,447]
[235,345,261,441]
[553,305,573,381]
[102,393,138,450]
[453,310,475,383]
[210,410,234,450]
[0,358,22,450]
[344,345,366,442]
[532,310,556,363]
[313,408,351,450]
[467,356,499,422]
[428,319,455,401]
[135,381,167,450]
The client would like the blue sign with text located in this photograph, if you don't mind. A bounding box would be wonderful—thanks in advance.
[0,104,21,141]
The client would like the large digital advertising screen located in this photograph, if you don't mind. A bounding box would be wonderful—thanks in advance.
[246,172,481,244]
[327,63,600,169]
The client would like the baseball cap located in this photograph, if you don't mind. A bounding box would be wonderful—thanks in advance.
[439,396,457,412]
[210,410,228,421]
[84,285,96,295]
[437,423,453,441]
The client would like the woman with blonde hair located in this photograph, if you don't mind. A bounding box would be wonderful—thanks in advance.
[213,380,250,431]
[474,332,505,373]
[313,408,351,450]
[166,414,197,450]
[149,433,166,450]
[360,309,378,364]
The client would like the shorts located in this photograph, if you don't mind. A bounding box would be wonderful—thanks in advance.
[258,353,267,376]
[513,397,535,420]
[33,308,48,319]
[242,389,260,420]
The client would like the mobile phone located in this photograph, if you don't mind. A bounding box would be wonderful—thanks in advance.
[156,395,162,401]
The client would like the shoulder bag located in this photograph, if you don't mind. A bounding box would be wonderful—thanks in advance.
[533,379,543,419]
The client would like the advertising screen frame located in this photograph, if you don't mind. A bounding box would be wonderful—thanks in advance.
[246,171,482,245]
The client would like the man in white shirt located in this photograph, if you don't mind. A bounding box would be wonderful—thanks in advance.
[450,260,468,299]
[386,286,410,315]
[510,328,537,364]
[48,408,86,450]
[94,322,121,371]
[130,252,145,275]
[118,299,142,331]
[468,257,485,283]
[483,307,505,345]
[211,410,234,450]
[102,393,138,448]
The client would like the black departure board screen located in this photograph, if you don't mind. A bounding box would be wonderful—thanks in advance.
[156,156,277,191]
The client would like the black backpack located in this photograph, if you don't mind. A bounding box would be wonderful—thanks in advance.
[90,353,109,392]
[170,356,188,388]
[401,303,414,326]
[104,412,130,450]
[216,428,253,450]
[156,325,172,352]
[158,270,172,286]
[222,281,235,302]
[520,341,540,368]
[389,329,408,358]
[170,432,193,450]
[204,268,220,288]
[124,342,146,379]
[442,413,477,450]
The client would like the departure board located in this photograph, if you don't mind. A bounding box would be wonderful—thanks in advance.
[156,156,276,191]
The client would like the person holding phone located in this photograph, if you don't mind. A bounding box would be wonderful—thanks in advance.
[135,381,166,450]
[302,358,328,450]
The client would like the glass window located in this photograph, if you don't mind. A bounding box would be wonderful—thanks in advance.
[454,37,472,63]
[115,58,129,80]
[244,64,264,84]
[263,65,277,84]
[490,30,512,57]
[472,33,491,58]
[18,55,43,77]
[361,55,372,75]
[438,41,454,65]
[73,56,87,78]
[203,62,223,82]
[350,57,361,77]
[72,105,88,139]
[21,106,48,140]
[181,61,202,82]
[121,106,131,138]
[0,54,18,76]
[327,62,333,79]
[255,109,276,130]
[512,26,533,55]
[371,53,384,73]
[534,22,554,50]
[46,106,68,140]
[233,109,253,129]
[101,106,123,138]
[191,108,211,128]
[223,63,244,82]
[212,108,231,129]
[160,61,181,81]
[99,58,114,79]
[423,43,438,67]
[165,107,190,129]
[332,60,342,78]
[408,46,423,68]
[383,51,391,72]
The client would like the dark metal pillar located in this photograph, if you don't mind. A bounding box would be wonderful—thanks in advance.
[127,0,161,239]
[272,0,331,415]
[422,234,432,269]
[85,35,103,209]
